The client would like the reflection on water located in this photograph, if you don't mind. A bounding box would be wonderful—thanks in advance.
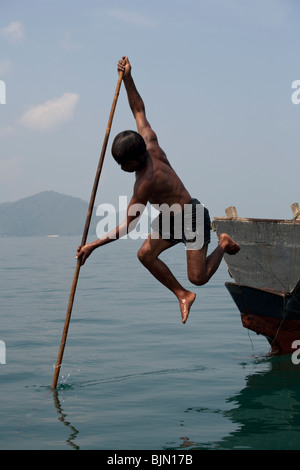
[52,355,300,451]
[220,356,300,450]
[177,356,300,450]
[53,391,79,450]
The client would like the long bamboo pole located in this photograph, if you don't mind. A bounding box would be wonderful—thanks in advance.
[51,70,123,389]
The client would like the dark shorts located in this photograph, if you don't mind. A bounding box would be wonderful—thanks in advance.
[151,198,211,249]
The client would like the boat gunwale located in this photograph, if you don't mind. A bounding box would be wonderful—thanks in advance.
[213,217,300,224]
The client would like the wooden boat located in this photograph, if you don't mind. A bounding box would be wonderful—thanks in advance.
[212,203,300,355]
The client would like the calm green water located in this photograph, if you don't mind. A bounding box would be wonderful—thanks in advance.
[0,235,299,450]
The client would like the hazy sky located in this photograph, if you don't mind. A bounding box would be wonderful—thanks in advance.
[1,0,299,219]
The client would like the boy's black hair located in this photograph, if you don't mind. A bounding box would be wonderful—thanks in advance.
[111,130,146,164]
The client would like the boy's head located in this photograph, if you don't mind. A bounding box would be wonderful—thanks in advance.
[111,130,148,172]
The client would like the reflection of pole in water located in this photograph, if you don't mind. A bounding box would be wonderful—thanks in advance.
[180,436,196,448]
[52,390,79,450]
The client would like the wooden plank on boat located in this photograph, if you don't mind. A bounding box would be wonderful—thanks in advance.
[291,202,300,220]
[225,206,238,218]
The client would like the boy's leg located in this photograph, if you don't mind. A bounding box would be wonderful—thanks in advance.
[186,233,240,286]
[137,233,196,323]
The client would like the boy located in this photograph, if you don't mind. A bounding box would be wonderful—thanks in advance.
[76,57,239,323]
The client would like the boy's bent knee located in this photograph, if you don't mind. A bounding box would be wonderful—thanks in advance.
[188,273,208,286]
[137,246,152,265]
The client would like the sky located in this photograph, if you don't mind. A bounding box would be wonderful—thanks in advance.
[0,0,299,219]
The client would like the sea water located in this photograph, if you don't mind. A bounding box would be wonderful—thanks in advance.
[0,235,300,450]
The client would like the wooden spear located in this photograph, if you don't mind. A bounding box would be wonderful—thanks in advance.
[51,70,124,389]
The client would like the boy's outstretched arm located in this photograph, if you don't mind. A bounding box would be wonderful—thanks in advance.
[117,56,157,146]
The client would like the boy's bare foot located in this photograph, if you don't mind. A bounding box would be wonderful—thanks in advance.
[179,291,196,324]
[219,233,240,255]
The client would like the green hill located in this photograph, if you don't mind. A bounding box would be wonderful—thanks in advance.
[0,191,98,237]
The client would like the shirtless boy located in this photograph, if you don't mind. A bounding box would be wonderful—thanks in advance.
[76,56,240,323]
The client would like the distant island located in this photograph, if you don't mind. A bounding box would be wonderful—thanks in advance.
[0,191,98,237]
